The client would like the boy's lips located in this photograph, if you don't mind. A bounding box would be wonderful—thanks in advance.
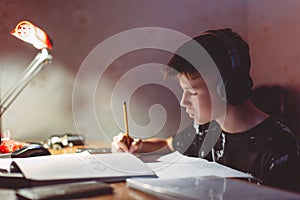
[186,111,194,118]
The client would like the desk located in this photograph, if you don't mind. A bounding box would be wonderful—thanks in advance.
[2,178,300,200]
[0,182,158,200]
[2,146,300,199]
[85,182,159,200]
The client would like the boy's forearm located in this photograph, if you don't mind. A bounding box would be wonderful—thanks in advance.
[138,138,173,154]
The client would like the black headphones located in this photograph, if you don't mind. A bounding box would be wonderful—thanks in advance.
[202,29,253,106]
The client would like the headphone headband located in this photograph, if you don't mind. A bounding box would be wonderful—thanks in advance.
[203,29,241,71]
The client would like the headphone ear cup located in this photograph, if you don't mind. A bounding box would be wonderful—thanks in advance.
[203,29,253,106]
[225,73,253,106]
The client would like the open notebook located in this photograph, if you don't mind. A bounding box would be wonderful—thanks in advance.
[0,151,252,188]
[0,151,156,187]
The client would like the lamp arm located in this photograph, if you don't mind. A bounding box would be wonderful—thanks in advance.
[0,49,52,117]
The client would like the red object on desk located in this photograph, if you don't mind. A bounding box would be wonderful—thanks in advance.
[0,140,24,153]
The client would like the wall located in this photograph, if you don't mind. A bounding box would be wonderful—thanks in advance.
[2,0,298,144]
[247,0,300,134]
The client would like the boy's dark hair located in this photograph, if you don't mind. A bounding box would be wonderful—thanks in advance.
[167,28,251,78]
[166,28,253,106]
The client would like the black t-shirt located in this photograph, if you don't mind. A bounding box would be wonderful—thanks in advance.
[172,117,300,192]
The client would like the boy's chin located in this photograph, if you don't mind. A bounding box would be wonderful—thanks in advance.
[194,119,211,125]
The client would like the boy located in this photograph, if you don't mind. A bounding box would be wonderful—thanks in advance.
[111,28,300,191]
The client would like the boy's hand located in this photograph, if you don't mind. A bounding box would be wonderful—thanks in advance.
[111,133,142,153]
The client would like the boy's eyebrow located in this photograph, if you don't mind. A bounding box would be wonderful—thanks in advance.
[182,86,197,90]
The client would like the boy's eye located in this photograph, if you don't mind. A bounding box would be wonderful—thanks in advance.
[190,92,197,96]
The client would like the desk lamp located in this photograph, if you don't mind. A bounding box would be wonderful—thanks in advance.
[0,21,53,139]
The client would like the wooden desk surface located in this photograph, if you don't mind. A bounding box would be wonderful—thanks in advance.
[0,182,159,200]
[86,182,159,200]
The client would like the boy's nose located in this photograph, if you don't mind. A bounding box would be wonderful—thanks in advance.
[180,92,191,108]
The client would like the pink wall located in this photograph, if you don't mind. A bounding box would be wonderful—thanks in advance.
[1,0,298,143]
[247,0,300,134]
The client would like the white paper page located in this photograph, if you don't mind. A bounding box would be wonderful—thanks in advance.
[13,152,155,180]
[148,151,252,179]
[157,151,209,163]
[0,157,14,172]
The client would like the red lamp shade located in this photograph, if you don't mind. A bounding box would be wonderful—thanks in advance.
[11,21,53,50]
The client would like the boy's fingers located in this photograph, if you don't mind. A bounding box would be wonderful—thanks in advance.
[129,139,142,153]
[112,133,130,152]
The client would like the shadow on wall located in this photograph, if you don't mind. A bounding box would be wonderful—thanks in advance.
[250,85,300,138]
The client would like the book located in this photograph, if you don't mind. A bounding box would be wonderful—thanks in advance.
[127,177,300,200]
[16,180,113,199]
[0,151,156,186]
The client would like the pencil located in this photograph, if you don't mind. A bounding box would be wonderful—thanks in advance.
[123,102,130,146]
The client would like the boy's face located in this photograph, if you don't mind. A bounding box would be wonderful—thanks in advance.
[179,74,219,125]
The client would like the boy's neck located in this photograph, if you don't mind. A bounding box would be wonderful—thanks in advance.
[216,100,269,134]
